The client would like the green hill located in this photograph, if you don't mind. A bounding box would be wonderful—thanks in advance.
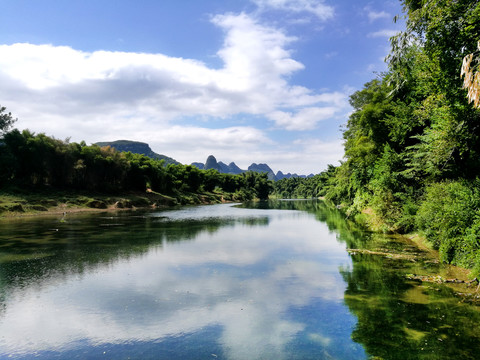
[95,140,179,165]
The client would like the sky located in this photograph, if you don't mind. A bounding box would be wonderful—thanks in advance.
[0,0,405,175]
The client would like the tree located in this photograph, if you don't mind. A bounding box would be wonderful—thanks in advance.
[397,0,480,103]
[0,106,16,136]
[253,172,273,200]
[461,41,480,107]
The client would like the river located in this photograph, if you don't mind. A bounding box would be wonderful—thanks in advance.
[0,200,479,359]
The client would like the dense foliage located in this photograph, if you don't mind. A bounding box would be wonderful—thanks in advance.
[329,0,480,274]
[275,0,480,275]
[273,165,335,199]
[0,128,273,201]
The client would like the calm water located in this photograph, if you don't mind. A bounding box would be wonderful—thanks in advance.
[0,200,479,359]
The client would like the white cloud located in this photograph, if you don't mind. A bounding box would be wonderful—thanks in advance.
[266,90,348,130]
[268,107,337,130]
[0,13,341,131]
[368,29,399,38]
[252,0,334,21]
[291,138,344,170]
[367,10,390,22]
[212,13,304,96]
[143,126,273,162]
[0,11,348,174]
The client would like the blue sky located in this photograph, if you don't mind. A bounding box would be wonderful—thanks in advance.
[0,0,404,174]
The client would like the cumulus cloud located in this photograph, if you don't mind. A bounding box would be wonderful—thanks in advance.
[268,107,337,130]
[147,126,272,157]
[0,13,341,129]
[0,11,348,173]
[267,90,348,130]
[252,0,334,21]
[368,29,399,38]
[367,10,390,22]
[290,138,344,171]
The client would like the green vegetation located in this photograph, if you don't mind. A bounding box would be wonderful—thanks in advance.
[272,165,335,199]
[273,1,480,276]
[0,106,16,136]
[0,127,273,216]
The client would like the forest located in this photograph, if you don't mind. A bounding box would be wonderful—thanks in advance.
[0,117,273,205]
[275,0,480,276]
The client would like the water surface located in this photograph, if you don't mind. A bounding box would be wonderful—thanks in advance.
[0,200,479,359]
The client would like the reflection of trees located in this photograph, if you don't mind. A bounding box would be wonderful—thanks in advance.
[304,201,480,359]
[243,199,369,248]
[248,200,480,358]
[339,255,480,359]
[0,210,266,295]
[306,200,480,359]
[238,217,269,227]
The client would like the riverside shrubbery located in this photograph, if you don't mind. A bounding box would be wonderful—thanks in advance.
[416,180,480,272]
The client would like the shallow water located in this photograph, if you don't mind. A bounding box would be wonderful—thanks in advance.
[0,200,479,359]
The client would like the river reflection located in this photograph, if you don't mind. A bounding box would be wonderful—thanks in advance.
[2,200,480,359]
[0,202,364,359]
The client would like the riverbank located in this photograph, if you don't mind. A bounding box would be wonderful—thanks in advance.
[324,201,480,300]
[0,187,239,219]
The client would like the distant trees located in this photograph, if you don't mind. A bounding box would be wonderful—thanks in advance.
[0,115,274,201]
[272,165,335,199]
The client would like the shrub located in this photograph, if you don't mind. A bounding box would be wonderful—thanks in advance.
[416,180,480,269]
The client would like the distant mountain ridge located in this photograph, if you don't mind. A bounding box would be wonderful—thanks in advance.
[94,140,312,180]
[192,156,244,175]
[192,155,313,181]
[276,171,312,180]
[94,140,179,165]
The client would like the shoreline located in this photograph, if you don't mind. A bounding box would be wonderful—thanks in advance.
[0,204,154,220]
[325,201,480,298]
[2,194,479,298]
[0,188,236,220]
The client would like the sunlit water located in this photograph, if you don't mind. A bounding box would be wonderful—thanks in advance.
[0,200,479,359]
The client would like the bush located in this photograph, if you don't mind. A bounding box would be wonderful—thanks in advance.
[416,180,480,270]
[461,215,480,272]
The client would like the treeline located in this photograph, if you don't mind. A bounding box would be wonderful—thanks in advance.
[0,126,273,201]
[273,165,335,199]
[278,1,480,275]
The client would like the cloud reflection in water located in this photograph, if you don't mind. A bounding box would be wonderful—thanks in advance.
[0,204,363,359]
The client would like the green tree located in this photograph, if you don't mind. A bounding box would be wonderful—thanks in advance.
[253,172,273,200]
[0,106,16,137]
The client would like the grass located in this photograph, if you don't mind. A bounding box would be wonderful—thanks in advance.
[0,186,168,217]
[0,186,239,218]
